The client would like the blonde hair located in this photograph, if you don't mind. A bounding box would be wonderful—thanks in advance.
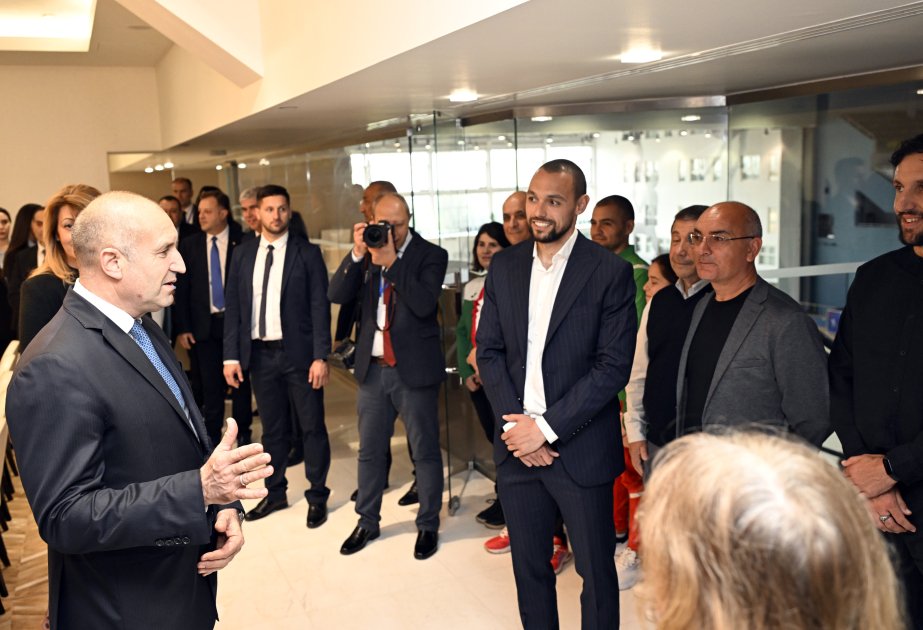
[33,184,101,283]
[637,431,904,630]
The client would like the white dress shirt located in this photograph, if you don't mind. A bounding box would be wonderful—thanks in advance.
[506,228,580,445]
[74,279,136,334]
[624,278,711,443]
[206,226,229,313]
[250,232,288,341]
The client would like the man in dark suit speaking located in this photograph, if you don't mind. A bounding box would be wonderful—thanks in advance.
[477,160,637,629]
[6,191,273,629]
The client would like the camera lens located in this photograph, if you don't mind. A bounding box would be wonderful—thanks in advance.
[363,223,390,248]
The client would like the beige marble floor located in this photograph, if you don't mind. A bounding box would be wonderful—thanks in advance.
[215,374,649,629]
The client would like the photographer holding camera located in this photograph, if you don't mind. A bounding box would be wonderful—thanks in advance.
[329,191,448,560]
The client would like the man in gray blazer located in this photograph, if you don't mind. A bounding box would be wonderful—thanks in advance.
[675,202,829,446]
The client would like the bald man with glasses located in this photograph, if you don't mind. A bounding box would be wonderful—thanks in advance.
[673,202,830,445]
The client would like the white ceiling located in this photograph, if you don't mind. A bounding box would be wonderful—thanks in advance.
[4,0,923,170]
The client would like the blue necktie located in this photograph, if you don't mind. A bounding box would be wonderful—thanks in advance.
[210,236,225,311]
[130,320,191,426]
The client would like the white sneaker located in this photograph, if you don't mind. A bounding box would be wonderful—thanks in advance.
[616,547,640,590]
[615,539,627,559]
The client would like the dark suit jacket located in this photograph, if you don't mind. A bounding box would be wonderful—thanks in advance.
[223,233,331,370]
[675,277,830,446]
[477,233,637,487]
[328,231,448,388]
[6,245,38,336]
[830,246,923,522]
[7,290,228,629]
[174,226,243,340]
[18,271,69,350]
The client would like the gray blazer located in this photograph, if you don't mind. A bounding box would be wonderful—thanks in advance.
[675,277,830,446]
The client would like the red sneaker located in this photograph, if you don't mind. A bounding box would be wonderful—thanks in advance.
[484,528,511,554]
[550,536,573,574]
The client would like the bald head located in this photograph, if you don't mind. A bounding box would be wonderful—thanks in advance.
[73,191,185,317]
[502,191,529,245]
[73,192,163,268]
[692,201,762,298]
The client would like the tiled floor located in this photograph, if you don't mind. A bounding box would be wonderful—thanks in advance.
[216,372,648,629]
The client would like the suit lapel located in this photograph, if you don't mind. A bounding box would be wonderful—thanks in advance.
[100,317,199,442]
[704,280,767,409]
[280,236,299,296]
[545,235,597,347]
[241,240,258,316]
[509,245,532,359]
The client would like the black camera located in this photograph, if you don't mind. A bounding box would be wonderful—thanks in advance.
[363,221,392,248]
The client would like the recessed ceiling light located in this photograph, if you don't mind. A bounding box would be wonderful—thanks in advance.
[545,138,554,144]
[154,164,164,171]
[0,1,96,52]
[163,161,174,169]
[259,158,270,166]
[531,116,553,123]
[620,49,663,64]
[449,89,478,103]
[457,140,465,146]
[144,167,154,173]
[425,144,432,150]
[680,130,689,137]
[681,115,701,122]
[592,133,601,138]
[917,88,923,95]
[497,135,506,141]
[238,163,247,169]
[215,165,223,171]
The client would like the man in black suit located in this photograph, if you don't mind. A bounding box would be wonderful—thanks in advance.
[160,194,198,243]
[6,191,272,629]
[173,177,200,233]
[478,159,637,629]
[174,189,254,446]
[223,184,332,528]
[328,191,447,559]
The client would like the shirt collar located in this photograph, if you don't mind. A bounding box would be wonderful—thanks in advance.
[397,230,412,257]
[532,227,579,264]
[73,278,137,334]
[260,230,289,251]
[207,225,230,244]
[676,278,710,299]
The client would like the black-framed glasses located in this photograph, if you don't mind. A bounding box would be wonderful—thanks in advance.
[687,232,758,247]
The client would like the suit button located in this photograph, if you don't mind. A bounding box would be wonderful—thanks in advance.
[892,385,900,393]
[155,539,164,547]
[174,537,183,545]
[183,536,191,545]
[165,539,174,546]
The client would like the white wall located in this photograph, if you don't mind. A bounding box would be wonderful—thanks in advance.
[0,65,160,213]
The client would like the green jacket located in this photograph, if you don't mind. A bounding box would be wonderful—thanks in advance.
[618,244,648,323]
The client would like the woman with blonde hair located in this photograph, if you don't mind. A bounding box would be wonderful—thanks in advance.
[18,184,101,349]
[637,431,904,630]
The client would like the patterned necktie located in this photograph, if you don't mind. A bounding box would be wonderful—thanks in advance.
[258,244,274,339]
[210,236,225,310]
[129,320,192,430]
[382,280,396,366]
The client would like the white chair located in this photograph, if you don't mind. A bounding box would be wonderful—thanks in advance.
[0,342,19,375]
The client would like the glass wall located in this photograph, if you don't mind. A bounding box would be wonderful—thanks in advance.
[227,79,921,479]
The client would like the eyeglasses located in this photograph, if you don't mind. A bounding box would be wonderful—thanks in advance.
[687,232,758,247]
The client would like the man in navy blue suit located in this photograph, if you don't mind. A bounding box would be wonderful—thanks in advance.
[478,160,637,629]
[223,184,332,528]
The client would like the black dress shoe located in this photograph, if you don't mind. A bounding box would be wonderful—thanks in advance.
[350,488,358,502]
[287,447,304,467]
[340,525,380,555]
[244,497,289,521]
[307,502,327,529]
[397,481,419,506]
[414,530,439,560]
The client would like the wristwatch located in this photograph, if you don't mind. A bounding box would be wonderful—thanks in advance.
[883,456,898,482]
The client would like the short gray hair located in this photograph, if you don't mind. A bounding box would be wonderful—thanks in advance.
[239,187,259,202]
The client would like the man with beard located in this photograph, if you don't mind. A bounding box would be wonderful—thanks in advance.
[478,159,637,628]
[830,133,923,627]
